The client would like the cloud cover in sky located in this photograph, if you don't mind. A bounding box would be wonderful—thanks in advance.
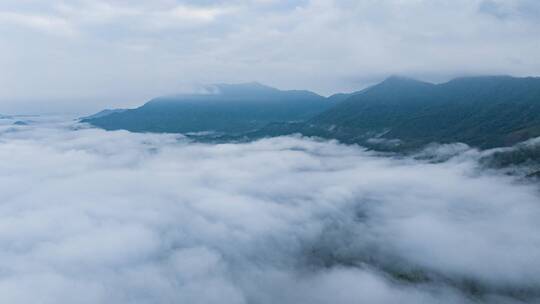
[0,116,539,303]
[0,0,539,113]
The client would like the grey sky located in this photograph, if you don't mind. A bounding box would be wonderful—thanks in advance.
[0,0,539,114]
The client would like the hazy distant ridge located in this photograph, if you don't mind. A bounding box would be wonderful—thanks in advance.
[84,76,540,151]
[303,75,540,150]
[83,82,330,134]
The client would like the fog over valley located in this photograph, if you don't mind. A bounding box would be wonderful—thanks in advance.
[0,116,538,303]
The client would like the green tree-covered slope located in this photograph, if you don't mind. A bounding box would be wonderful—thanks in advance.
[303,76,540,150]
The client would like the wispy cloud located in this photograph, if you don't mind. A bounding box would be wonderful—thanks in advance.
[54,1,235,30]
[0,11,76,36]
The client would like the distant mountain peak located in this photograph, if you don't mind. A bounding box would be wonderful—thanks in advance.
[450,75,513,80]
[366,76,435,95]
[85,80,330,134]
[383,75,415,81]
[442,75,517,86]
[210,82,279,95]
[80,109,127,120]
[380,75,433,86]
[197,82,324,100]
[214,81,272,89]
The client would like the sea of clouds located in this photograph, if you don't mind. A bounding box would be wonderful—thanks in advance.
[0,116,538,303]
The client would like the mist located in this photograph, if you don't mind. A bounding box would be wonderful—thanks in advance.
[0,116,537,303]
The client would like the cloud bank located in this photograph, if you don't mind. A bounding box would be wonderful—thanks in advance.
[0,116,539,303]
[1,0,540,113]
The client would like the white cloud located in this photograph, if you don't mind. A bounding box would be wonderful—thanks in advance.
[0,11,76,36]
[54,1,234,29]
[0,116,538,303]
[169,5,230,21]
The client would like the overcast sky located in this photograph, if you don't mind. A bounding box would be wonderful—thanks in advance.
[1,0,539,114]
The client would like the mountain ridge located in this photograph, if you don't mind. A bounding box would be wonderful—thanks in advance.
[301,75,540,150]
[83,76,540,152]
[82,82,331,134]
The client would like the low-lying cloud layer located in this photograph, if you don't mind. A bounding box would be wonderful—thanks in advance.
[0,116,539,303]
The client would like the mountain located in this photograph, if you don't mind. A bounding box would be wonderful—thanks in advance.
[296,76,540,150]
[84,76,540,152]
[81,109,127,120]
[83,82,330,134]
